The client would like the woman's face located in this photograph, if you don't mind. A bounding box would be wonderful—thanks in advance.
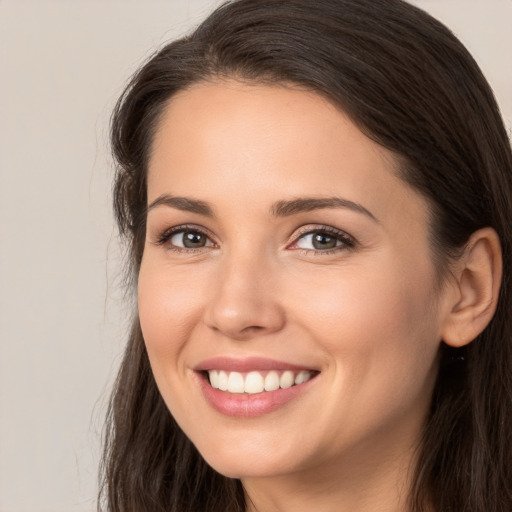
[139,81,450,482]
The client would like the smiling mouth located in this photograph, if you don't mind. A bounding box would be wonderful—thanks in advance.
[205,369,317,394]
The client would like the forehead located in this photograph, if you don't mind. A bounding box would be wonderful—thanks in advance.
[148,80,427,228]
[150,81,387,171]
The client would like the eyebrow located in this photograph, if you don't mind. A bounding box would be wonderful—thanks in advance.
[270,197,378,222]
[147,194,378,223]
[147,195,214,216]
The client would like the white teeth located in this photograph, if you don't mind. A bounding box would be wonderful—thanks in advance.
[209,369,219,388]
[244,371,265,394]
[227,371,245,393]
[294,370,310,385]
[264,371,280,391]
[208,369,314,394]
[218,370,228,391]
[280,371,295,389]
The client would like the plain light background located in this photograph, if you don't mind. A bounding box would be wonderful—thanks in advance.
[0,1,510,511]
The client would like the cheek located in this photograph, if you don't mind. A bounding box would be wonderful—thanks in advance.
[137,258,207,368]
[289,255,440,404]
[293,260,435,344]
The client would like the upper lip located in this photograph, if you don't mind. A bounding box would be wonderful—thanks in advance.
[194,356,317,372]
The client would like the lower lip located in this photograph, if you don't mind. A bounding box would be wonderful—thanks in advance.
[196,372,317,418]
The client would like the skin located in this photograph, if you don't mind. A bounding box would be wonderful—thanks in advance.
[138,81,501,512]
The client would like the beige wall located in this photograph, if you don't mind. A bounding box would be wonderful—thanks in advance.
[0,1,510,511]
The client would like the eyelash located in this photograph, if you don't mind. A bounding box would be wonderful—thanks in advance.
[154,224,216,254]
[290,225,356,255]
[153,224,356,255]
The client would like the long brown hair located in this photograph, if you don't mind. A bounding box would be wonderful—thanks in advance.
[99,1,512,510]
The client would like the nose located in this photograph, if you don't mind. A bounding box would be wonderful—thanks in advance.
[203,252,286,341]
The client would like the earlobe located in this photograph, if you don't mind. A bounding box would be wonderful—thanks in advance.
[441,227,502,348]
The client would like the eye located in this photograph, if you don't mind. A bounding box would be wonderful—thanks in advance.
[154,225,216,251]
[290,227,355,253]
[170,230,214,249]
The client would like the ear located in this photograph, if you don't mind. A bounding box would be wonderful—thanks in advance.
[441,227,502,348]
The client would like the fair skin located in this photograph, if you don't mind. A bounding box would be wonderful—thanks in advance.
[138,81,502,512]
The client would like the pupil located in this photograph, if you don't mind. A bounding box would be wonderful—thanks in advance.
[313,233,336,250]
[183,232,205,248]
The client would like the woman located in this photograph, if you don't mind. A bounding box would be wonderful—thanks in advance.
[100,0,512,511]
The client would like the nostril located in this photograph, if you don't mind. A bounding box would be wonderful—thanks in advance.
[241,325,265,333]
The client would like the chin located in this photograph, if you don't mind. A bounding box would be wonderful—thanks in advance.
[194,436,297,479]
[204,456,287,480]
